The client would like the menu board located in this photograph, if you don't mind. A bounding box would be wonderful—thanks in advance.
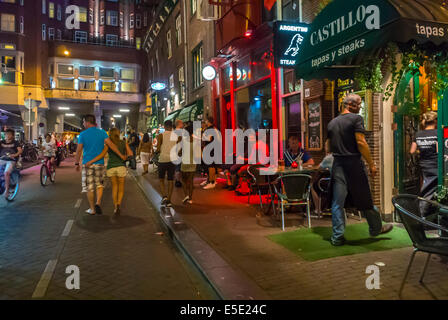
[307,99,322,151]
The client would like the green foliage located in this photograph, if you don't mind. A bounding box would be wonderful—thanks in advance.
[354,57,383,92]
[436,185,448,205]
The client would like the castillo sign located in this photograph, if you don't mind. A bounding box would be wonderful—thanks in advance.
[273,21,309,69]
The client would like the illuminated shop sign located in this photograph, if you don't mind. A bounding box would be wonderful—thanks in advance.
[151,82,167,91]
[273,21,310,68]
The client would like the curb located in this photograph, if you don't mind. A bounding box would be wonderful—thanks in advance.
[131,172,271,300]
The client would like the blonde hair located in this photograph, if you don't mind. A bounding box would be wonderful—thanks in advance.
[422,111,437,128]
[109,127,121,146]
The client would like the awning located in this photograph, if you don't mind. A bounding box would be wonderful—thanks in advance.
[164,109,181,122]
[295,0,448,80]
[176,100,204,123]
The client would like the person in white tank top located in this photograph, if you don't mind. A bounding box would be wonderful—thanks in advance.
[156,120,180,207]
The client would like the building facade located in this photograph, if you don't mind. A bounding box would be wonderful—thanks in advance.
[0,0,153,140]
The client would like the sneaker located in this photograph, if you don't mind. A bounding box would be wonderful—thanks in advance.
[161,197,168,206]
[200,180,209,187]
[114,205,121,216]
[371,224,394,237]
[95,204,103,215]
[85,208,95,215]
[175,181,182,188]
[165,200,173,208]
[203,182,216,190]
[188,200,193,204]
[182,196,190,204]
[330,237,346,246]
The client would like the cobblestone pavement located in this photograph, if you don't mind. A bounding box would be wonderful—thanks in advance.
[0,159,214,300]
[142,167,448,300]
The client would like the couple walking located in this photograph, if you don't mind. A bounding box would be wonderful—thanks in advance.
[75,115,133,216]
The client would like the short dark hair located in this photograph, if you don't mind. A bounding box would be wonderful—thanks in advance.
[207,116,214,124]
[164,120,173,129]
[5,128,15,136]
[83,115,97,125]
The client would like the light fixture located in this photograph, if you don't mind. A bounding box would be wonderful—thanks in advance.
[64,50,70,56]
[119,109,130,113]
[59,107,70,110]
[202,65,217,81]
[151,82,166,91]
[170,89,175,96]
[244,29,253,38]
[113,115,122,118]
[65,113,75,117]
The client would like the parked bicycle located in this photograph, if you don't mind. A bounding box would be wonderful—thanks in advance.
[21,142,39,162]
[0,155,21,201]
[40,156,56,186]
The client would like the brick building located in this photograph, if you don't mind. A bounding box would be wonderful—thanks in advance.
[0,0,154,140]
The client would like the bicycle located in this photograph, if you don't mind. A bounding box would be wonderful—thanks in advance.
[0,155,21,202]
[21,142,39,162]
[40,156,56,186]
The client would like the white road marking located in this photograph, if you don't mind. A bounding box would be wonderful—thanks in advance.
[74,198,82,208]
[61,220,74,237]
[32,259,58,299]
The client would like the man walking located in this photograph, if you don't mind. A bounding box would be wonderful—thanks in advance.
[174,119,184,188]
[202,116,220,190]
[156,120,178,207]
[75,115,127,215]
[327,94,393,246]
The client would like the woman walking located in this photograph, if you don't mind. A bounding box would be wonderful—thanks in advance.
[86,127,133,215]
[138,133,153,175]
[410,111,438,216]
[181,124,197,204]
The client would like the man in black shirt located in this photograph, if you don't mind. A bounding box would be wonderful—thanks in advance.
[327,94,393,246]
[0,128,22,199]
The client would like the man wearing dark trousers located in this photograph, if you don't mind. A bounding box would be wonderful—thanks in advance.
[327,93,393,246]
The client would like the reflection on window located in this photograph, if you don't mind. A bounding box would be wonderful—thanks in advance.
[101,81,115,91]
[79,80,95,90]
[58,64,73,75]
[236,80,272,130]
[58,78,74,89]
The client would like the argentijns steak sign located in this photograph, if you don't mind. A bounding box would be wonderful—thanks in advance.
[295,0,448,80]
[273,22,310,68]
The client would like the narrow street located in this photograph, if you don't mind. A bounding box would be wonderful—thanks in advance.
[0,159,215,300]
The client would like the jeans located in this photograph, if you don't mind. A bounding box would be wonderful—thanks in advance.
[331,162,383,243]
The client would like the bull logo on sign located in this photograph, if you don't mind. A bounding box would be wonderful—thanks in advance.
[285,33,304,57]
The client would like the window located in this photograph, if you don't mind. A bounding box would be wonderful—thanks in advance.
[42,0,46,14]
[106,11,118,26]
[106,34,118,46]
[58,78,74,89]
[191,0,197,15]
[79,79,95,90]
[175,14,182,46]
[120,69,134,80]
[136,14,141,29]
[119,11,123,27]
[2,56,16,69]
[79,66,95,77]
[136,37,141,50]
[192,44,203,89]
[19,16,23,34]
[143,12,148,27]
[1,14,15,32]
[57,4,62,21]
[48,27,54,40]
[178,65,185,102]
[120,82,136,92]
[49,2,54,18]
[166,30,172,59]
[1,71,15,84]
[129,13,134,29]
[74,31,87,43]
[101,81,115,92]
[100,10,105,25]
[58,64,73,75]
[42,24,46,40]
[79,7,87,23]
[100,68,114,78]
[89,8,94,24]
[57,29,61,40]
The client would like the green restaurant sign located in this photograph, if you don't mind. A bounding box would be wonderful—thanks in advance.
[295,0,448,80]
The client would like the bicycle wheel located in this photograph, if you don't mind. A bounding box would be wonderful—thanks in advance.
[40,165,49,186]
[6,174,19,202]
[31,150,38,162]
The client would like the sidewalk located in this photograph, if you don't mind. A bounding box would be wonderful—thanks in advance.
[0,159,215,300]
[138,166,448,300]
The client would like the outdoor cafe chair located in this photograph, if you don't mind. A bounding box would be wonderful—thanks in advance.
[273,174,312,231]
[247,164,273,211]
[392,194,448,298]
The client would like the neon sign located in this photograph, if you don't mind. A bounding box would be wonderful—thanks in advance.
[273,21,309,69]
[151,82,166,91]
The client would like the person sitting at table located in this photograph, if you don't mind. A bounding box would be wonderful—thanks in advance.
[284,136,314,167]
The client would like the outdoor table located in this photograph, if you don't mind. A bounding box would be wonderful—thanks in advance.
[258,166,323,216]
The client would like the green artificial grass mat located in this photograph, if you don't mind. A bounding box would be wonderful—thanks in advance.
[268,223,412,261]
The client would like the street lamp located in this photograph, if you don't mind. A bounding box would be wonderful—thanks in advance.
[64,50,70,56]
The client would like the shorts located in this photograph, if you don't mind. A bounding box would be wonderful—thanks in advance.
[82,164,105,193]
[107,166,127,178]
[158,162,176,180]
[0,160,15,174]
[140,152,151,165]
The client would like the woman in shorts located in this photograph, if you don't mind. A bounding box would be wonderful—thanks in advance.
[138,133,152,175]
[86,127,133,215]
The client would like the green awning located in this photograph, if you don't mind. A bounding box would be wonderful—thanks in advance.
[164,109,181,122]
[176,100,204,123]
[296,0,448,80]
